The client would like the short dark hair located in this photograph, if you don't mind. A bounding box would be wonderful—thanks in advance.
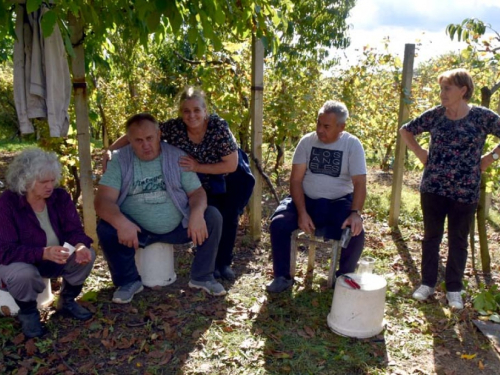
[125,113,159,131]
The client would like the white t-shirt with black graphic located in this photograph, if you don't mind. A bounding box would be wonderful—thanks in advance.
[292,131,366,200]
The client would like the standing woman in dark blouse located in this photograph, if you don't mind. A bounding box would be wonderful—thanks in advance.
[105,86,254,281]
[400,68,500,309]
[0,148,96,338]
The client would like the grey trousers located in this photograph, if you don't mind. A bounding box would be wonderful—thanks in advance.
[0,248,96,302]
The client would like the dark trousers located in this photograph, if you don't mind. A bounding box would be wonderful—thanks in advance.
[208,193,240,269]
[269,195,364,279]
[421,192,476,292]
[97,206,222,287]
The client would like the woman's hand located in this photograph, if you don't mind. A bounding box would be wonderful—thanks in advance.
[102,149,112,173]
[74,244,92,264]
[179,155,200,172]
[415,148,428,166]
[43,246,70,264]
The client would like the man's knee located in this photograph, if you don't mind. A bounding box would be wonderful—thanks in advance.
[205,206,222,226]
[270,214,295,237]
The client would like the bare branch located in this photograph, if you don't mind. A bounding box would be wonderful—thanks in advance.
[173,51,232,66]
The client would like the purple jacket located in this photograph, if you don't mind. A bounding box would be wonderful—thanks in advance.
[0,188,92,265]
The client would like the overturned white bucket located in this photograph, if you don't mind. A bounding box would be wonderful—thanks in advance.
[0,278,54,316]
[135,242,177,287]
[327,273,386,338]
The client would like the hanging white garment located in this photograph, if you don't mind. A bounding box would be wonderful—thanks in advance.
[13,3,71,137]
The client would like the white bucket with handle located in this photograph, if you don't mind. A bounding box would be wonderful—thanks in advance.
[327,273,386,338]
[135,242,177,287]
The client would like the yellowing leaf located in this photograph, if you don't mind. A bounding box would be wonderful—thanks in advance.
[461,353,476,360]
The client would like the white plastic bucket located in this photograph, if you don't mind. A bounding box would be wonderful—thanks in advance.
[0,278,54,316]
[135,242,177,287]
[327,273,386,338]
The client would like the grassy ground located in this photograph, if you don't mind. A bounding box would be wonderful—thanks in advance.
[0,145,500,374]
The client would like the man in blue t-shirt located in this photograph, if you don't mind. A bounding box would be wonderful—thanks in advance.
[95,113,225,303]
[267,100,367,293]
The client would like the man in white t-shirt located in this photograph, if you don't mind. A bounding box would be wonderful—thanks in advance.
[267,100,367,293]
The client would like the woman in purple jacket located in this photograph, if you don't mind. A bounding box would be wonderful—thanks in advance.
[0,148,95,338]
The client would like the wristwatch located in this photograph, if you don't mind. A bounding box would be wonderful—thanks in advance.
[350,210,361,216]
[492,152,499,161]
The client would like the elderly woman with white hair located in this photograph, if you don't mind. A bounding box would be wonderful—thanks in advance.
[0,148,95,338]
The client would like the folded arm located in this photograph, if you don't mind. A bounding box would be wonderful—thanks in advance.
[400,128,428,166]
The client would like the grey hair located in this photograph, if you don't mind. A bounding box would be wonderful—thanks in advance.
[317,100,349,124]
[6,148,62,195]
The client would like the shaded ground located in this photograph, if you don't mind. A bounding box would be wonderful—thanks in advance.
[0,150,499,374]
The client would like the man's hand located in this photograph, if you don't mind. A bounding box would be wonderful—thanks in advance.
[116,220,142,250]
[298,212,315,234]
[43,246,70,264]
[187,212,208,246]
[342,212,364,236]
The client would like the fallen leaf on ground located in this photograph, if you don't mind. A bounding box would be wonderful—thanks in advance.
[25,339,36,356]
[59,329,81,343]
[461,353,476,360]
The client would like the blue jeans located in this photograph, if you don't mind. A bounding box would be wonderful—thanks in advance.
[97,206,222,287]
[421,192,476,292]
[269,195,364,279]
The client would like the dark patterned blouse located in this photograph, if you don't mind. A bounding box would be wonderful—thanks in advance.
[159,114,238,193]
[402,105,500,204]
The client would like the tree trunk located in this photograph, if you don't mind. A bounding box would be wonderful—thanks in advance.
[68,13,97,243]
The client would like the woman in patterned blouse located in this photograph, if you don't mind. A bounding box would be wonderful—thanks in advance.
[105,86,253,281]
[400,68,500,309]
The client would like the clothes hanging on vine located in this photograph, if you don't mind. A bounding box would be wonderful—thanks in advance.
[13,3,71,137]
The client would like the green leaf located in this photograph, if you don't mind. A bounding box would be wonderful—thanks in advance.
[81,290,98,302]
[155,0,168,13]
[489,313,500,323]
[166,2,183,35]
[187,26,198,45]
[26,0,42,13]
[63,31,75,59]
[146,11,160,32]
[40,10,57,38]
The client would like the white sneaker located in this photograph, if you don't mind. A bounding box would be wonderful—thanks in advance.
[446,292,464,309]
[412,285,435,301]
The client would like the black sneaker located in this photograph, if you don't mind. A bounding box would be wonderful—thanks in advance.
[18,310,44,338]
[266,277,294,293]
